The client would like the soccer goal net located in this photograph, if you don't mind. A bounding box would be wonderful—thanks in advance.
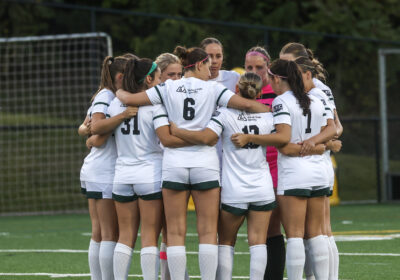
[0,33,112,215]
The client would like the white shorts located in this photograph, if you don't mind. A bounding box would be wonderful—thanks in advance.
[81,181,113,199]
[162,167,220,191]
[221,199,276,216]
[112,181,162,202]
[277,185,330,197]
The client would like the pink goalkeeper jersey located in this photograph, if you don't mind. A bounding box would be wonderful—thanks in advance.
[257,85,278,188]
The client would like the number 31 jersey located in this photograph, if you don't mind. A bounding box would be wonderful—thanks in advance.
[107,98,169,184]
[146,77,234,170]
[207,107,275,203]
[272,90,329,189]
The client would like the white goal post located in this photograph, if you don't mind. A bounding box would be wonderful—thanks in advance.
[0,32,112,215]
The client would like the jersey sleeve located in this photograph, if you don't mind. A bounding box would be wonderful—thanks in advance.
[320,98,334,120]
[146,84,166,105]
[206,109,224,137]
[152,104,169,130]
[214,83,235,107]
[263,113,276,134]
[92,91,113,115]
[272,97,291,126]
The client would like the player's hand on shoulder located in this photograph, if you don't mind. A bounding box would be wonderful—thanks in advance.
[231,133,249,148]
[123,106,138,119]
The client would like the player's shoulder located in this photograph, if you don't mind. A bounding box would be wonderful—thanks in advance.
[313,78,333,97]
[220,70,240,80]
[93,88,115,103]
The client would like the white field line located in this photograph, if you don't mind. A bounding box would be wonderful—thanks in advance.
[1,249,400,257]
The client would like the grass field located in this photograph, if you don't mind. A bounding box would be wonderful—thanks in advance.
[0,203,400,279]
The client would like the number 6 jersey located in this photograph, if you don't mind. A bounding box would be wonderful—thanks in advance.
[146,77,234,171]
[207,107,275,203]
[272,90,329,190]
[107,98,169,184]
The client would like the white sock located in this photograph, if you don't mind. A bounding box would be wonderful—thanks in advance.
[113,243,133,280]
[216,245,234,280]
[308,235,329,280]
[325,236,335,280]
[304,240,315,280]
[167,246,186,280]
[329,236,339,280]
[198,244,218,280]
[141,246,159,280]
[88,239,102,280]
[286,238,305,280]
[249,244,267,280]
[99,241,116,280]
[160,243,170,280]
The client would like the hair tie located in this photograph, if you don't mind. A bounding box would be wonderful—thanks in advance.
[246,51,269,62]
[139,62,158,83]
[184,55,209,69]
[268,68,287,79]
[108,57,114,65]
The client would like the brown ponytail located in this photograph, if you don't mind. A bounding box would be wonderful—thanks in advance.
[173,46,208,71]
[269,59,310,115]
[92,55,129,101]
[122,58,157,93]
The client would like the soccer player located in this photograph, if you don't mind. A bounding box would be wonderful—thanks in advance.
[79,55,137,280]
[244,46,286,280]
[280,43,342,280]
[168,72,279,280]
[231,59,336,280]
[115,46,269,280]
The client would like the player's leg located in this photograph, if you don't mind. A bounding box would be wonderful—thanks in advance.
[278,194,308,280]
[265,192,285,280]
[247,201,275,280]
[162,167,191,280]
[88,196,102,280]
[112,184,140,280]
[217,204,246,280]
[160,215,170,280]
[324,196,338,280]
[305,188,330,280]
[137,182,163,280]
[191,168,220,280]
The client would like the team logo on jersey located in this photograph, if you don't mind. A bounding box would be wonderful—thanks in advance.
[322,89,332,97]
[237,113,247,121]
[273,104,283,113]
[176,85,187,93]
[213,110,221,116]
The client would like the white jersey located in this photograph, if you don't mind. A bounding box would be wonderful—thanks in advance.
[108,98,169,184]
[80,89,117,184]
[146,77,234,170]
[309,87,335,186]
[207,107,275,203]
[209,70,240,92]
[272,91,329,189]
[313,78,336,110]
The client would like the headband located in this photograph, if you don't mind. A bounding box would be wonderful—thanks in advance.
[139,62,158,83]
[246,51,270,62]
[268,68,287,79]
[183,55,209,69]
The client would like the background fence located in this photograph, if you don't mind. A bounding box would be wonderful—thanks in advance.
[1,1,400,214]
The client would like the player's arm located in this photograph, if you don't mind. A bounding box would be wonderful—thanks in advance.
[300,119,336,155]
[227,94,270,113]
[231,123,291,148]
[155,125,192,148]
[279,143,326,156]
[116,89,153,106]
[325,139,342,153]
[86,133,111,149]
[169,122,219,146]
[333,109,343,137]
[91,106,138,135]
[78,116,91,136]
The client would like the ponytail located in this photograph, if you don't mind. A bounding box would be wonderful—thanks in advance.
[306,48,327,83]
[174,45,208,71]
[269,59,310,116]
[92,55,128,102]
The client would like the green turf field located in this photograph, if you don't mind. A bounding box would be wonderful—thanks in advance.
[1,203,400,279]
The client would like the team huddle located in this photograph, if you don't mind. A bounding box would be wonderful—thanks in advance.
[78,38,343,280]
